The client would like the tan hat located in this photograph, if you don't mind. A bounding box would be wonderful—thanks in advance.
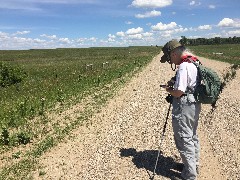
[160,39,182,63]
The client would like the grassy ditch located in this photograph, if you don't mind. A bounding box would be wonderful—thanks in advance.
[0,46,161,179]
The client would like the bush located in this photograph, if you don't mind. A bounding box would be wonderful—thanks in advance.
[0,62,27,87]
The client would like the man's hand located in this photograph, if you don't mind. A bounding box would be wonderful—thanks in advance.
[166,88,184,97]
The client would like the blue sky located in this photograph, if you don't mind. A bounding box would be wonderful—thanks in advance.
[0,0,240,50]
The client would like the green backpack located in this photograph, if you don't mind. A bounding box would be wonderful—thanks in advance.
[190,60,222,105]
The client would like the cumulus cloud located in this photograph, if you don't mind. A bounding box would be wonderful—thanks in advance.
[127,34,143,40]
[126,27,144,35]
[59,38,71,44]
[228,30,240,36]
[33,38,46,43]
[108,34,116,39]
[0,31,9,38]
[0,30,101,50]
[116,31,125,37]
[76,38,87,43]
[131,0,172,8]
[135,10,161,18]
[198,25,212,30]
[142,32,153,37]
[108,38,115,42]
[89,37,97,42]
[108,34,116,42]
[151,22,177,31]
[218,18,240,28]
[40,34,57,40]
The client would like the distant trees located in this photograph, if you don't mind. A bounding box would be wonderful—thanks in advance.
[179,36,240,46]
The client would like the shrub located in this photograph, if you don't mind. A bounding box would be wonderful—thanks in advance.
[0,62,27,87]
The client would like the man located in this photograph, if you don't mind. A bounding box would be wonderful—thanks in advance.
[160,39,201,180]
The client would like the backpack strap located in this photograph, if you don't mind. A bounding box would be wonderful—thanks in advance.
[181,55,202,66]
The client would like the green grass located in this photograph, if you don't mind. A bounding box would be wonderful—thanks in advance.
[188,44,240,65]
[0,46,161,179]
[0,47,160,130]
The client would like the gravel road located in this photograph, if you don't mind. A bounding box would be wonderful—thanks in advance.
[32,53,239,180]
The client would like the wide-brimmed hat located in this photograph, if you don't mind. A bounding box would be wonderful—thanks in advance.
[160,39,182,63]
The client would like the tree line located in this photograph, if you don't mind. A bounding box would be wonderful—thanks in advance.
[180,36,240,46]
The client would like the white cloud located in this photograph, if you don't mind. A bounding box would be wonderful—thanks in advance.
[59,38,71,44]
[76,38,87,43]
[190,1,195,6]
[142,32,153,37]
[108,38,115,42]
[116,31,125,37]
[218,18,234,27]
[218,18,240,28]
[0,30,100,49]
[125,21,133,25]
[33,38,46,43]
[40,34,57,40]
[228,30,240,36]
[0,31,9,38]
[135,10,161,18]
[151,22,177,31]
[108,34,116,42]
[127,34,143,40]
[13,31,31,35]
[108,34,116,39]
[174,27,188,33]
[209,5,215,9]
[198,25,212,30]
[131,0,172,8]
[189,1,201,6]
[126,27,144,35]
[89,37,97,42]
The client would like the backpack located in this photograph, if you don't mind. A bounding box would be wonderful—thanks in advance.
[190,59,222,105]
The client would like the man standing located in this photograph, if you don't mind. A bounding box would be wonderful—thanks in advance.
[161,39,201,180]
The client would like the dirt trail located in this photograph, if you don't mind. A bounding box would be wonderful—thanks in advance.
[32,53,239,180]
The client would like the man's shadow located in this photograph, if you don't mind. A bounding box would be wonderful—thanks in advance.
[120,148,182,179]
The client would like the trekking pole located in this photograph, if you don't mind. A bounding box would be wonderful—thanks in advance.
[150,103,172,180]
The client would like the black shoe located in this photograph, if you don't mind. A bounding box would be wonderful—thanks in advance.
[174,163,199,174]
[174,163,184,172]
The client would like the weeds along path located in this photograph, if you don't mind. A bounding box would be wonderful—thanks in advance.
[31,53,237,179]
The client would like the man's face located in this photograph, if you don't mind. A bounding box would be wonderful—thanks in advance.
[170,50,180,65]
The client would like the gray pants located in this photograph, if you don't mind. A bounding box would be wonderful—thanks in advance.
[172,94,201,180]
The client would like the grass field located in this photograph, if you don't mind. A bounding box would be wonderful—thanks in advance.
[0,47,160,147]
[189,44,240,65]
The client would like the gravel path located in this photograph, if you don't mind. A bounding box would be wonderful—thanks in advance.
[32,53,239,180]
